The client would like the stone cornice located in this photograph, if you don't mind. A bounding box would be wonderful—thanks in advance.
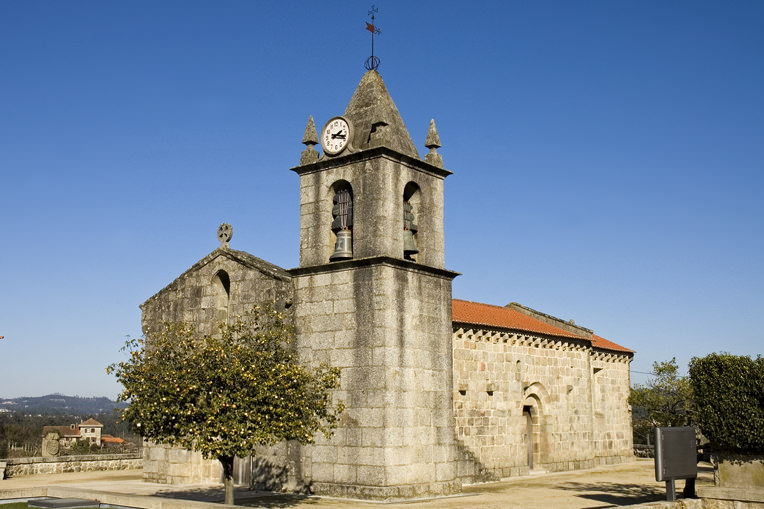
[453,326,633,360]
[288,255,460,281]
[591,347,634,361]
[290,146,453,180]
[453,326,592,351]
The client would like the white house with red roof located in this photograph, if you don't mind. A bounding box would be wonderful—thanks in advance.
[41,418,104,456]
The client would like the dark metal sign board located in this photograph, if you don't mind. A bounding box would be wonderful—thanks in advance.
[654,426,697,501]
[655,426,697,481]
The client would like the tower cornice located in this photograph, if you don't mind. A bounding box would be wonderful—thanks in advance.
[288,255,460,280]
[290,146,452,179]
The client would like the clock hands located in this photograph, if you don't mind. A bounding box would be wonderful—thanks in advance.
[331,130,347,140]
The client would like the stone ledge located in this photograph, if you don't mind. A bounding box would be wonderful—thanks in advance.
[288,255,459,280]
[698,486,764,503]
[310,479,461,501]
[291,146,453,179]
[3,453,140,465]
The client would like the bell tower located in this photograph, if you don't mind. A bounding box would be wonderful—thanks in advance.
[289,70,460,499]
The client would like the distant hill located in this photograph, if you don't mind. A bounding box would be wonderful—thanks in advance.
[0,394,127,415]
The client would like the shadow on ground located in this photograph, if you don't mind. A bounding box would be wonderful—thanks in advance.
[555,482,666,507]
[155,487,313,507]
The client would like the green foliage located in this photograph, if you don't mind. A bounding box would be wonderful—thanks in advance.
[689,353,764,453]
[0,504,97,509]
[629,358,693,444]
[107,304,344,503]
[68,440,95,455]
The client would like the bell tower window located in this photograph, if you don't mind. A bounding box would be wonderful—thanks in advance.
[330,182,353,261]
[403,182,420,261]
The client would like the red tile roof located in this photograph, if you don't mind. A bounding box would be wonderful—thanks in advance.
[591,334,634,354]
[42,425,80,438]
[80,418,103,427]
[452,299,632,354]
[452,299,582,339]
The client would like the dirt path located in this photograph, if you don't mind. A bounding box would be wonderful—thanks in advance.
[1,459,714,508]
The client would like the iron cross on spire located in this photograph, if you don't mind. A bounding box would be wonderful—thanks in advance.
[365,5,381,71]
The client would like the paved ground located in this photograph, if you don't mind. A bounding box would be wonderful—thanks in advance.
[1,459,714,508]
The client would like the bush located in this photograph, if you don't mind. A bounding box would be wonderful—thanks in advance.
[688,353,764,453]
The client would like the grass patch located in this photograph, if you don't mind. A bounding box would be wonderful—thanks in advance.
[0,504,100,509]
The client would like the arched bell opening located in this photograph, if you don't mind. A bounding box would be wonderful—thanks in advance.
[403,182,421,261]
[211,269,231,323]
[330,180,354,262]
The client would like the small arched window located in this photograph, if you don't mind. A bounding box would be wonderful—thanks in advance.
[212,270,231,322]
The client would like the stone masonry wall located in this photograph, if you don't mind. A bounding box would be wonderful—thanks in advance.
[292,260,459,499]
[140,248,293,484]
[453,327,633,482]
[141,249,292,338]
[4,453,141,477]
[142,442,220,485]
[591,351,633,464]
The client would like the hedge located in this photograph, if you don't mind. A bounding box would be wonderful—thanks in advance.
[688,353,764,453]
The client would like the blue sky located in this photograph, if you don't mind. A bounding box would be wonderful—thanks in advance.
[1,1,762,398]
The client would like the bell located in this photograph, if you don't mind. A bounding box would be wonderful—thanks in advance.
[330,229,353,261]
[403,229,418,259]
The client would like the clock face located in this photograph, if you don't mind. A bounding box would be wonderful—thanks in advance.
[322,117,351,155]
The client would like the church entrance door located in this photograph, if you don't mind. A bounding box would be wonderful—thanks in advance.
[523,406,533,469]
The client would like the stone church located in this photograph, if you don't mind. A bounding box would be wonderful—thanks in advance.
[140,70,634,499]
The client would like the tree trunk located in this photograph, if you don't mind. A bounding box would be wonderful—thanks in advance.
[220,455,235,505]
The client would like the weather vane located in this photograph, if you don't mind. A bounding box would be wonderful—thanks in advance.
[365,5,381,71]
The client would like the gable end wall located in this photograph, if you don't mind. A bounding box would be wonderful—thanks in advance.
[140,252,294,485]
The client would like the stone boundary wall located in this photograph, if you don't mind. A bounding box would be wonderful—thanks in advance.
[143,443,220,484]
[2,453,141,478]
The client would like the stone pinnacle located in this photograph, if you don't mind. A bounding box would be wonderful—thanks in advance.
[302,116,319,146]
[425,119,441,149]
[424,119,443,168]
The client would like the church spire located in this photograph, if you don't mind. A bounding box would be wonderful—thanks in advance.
[343,71,419,158]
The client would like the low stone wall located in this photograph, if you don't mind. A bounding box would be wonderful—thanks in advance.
[143,443,219,485]
[713,454,764,489]
[2,453,142,478]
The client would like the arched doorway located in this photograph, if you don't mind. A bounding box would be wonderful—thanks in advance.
[522,405,534,469]
[522,382,548,471]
